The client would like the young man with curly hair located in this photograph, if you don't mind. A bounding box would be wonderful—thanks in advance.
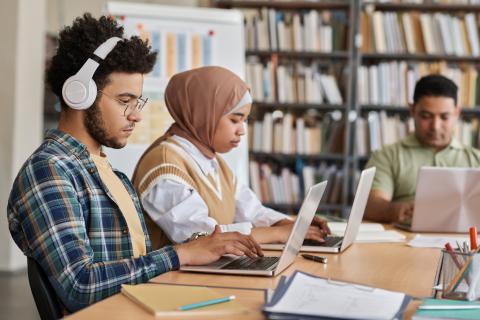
[7,13,261,313]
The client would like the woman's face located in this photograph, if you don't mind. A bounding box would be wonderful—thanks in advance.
[212,103,251,153]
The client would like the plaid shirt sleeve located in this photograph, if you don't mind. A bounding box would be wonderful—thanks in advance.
[8,154,179,312]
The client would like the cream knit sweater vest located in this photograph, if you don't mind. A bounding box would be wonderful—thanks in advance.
[133,138,236,249]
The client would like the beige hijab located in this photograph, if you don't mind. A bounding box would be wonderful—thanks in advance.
[146,66,249,160]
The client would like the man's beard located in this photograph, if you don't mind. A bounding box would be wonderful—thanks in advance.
[84,103,125,149]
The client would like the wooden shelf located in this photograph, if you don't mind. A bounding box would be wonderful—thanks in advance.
[216,0,350,10]
[361,53,480,63]
[250,151,346,162]
[253,101,347,111]
[246,50,350,60]
[354,155,370,162]
[360,104,480,115]
[363,2,480,12]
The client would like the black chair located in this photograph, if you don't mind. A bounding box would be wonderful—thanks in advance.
[27,257,63,320]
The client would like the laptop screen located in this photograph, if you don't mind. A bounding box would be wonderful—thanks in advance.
[275,181,328,273]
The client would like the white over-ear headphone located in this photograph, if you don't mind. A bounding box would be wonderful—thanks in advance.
[62,37,122,110]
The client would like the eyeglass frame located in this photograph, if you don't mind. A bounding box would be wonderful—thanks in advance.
[97,90,148,117]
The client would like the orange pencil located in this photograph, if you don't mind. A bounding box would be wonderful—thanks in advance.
[470,227,478,251]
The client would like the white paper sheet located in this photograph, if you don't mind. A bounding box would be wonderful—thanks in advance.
[356,230,406,243]
[408,235,469,248]
[264,272,407,320]
[329,222,406,243]
[329,222,385,234]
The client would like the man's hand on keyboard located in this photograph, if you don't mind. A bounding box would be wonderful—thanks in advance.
[175,225,263,266]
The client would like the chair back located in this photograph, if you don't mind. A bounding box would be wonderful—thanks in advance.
[27,257,63,320]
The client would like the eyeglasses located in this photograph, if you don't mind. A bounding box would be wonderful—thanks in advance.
[98,90,148,117]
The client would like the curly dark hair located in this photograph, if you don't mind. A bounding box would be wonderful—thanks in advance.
[47,13,157,109]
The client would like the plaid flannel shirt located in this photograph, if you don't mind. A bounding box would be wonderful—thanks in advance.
[7,129,179,312]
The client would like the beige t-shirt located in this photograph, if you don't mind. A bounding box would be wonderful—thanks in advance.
[91,154,146,258]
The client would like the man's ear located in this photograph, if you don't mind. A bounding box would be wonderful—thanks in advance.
[408,103,414,117]
[454,103,461,117]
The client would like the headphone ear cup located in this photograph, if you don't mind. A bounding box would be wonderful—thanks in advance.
[61,76,97,110]
[84,79,98,109]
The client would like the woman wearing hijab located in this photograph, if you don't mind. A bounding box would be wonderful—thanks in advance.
[132,66,330,249]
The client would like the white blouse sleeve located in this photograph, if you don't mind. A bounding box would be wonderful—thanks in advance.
[234,182,292,227]
[141,179,253,243]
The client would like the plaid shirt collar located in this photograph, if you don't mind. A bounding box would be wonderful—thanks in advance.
[45,128,89,157]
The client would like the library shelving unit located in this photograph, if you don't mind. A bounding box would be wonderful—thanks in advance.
[354,0,480,175]
[216,0,480,217]
[215,0,359,216]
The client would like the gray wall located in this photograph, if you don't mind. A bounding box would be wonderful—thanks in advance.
[0,0,46,271]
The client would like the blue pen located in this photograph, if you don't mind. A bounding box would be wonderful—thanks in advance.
[177,295,236,311]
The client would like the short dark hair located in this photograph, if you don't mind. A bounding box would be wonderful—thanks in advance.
[413,74,458,106]
[46,13,156,109]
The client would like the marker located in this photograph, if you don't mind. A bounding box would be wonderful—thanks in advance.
[301,254,328,264]
[177,295,235,311]
[470,227,478,251]
[444,242,463,269]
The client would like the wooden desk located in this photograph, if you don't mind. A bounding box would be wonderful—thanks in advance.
[67,239,441,320]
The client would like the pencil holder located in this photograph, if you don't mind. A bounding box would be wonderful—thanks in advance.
[441,249,480,301]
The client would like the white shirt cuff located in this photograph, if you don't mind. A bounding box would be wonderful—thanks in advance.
[220,222,253,235]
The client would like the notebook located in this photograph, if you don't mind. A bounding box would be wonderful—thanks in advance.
[180,181,328,276]
[121,283,248,317]
[413,298,480,320]
[262,167,376,253]
[396,167,480,233]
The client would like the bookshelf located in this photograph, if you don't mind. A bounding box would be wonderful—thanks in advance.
[215,0,357,215]
[216,0,480,216]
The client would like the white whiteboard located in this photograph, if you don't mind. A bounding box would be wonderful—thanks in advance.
[103,2,249,186]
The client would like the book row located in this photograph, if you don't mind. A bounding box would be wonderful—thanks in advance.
[248,110,480,156]
[243,8,348,52]
[358,61,480,107]
[246,59,344,104]
[249,160,346,205]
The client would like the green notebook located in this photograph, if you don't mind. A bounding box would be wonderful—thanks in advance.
[413,298,480,320]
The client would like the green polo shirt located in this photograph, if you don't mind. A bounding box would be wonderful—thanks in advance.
[366,133,480,202]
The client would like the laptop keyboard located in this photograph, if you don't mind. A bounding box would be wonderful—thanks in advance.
[303,236,343,247]
[221,256,279,270]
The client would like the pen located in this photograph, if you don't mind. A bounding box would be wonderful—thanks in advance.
[470,227,478,251]
[301,253,328,264]
[177,295,235,311]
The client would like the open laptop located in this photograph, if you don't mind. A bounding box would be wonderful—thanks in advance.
[261,167,376,253]
[180,181,328,276]
[396,167,480,233]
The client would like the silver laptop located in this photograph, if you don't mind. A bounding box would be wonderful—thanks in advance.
[398,167,480,233]
[180,181,328,276]
[262,167,376,253]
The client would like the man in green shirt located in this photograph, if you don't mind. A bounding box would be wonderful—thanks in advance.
[365,75,480,223]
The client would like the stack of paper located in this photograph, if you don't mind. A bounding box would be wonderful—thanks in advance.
[121,283,247,317]
[329,222,406,243]
[408,235,469,249]
[263,271,411,319]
